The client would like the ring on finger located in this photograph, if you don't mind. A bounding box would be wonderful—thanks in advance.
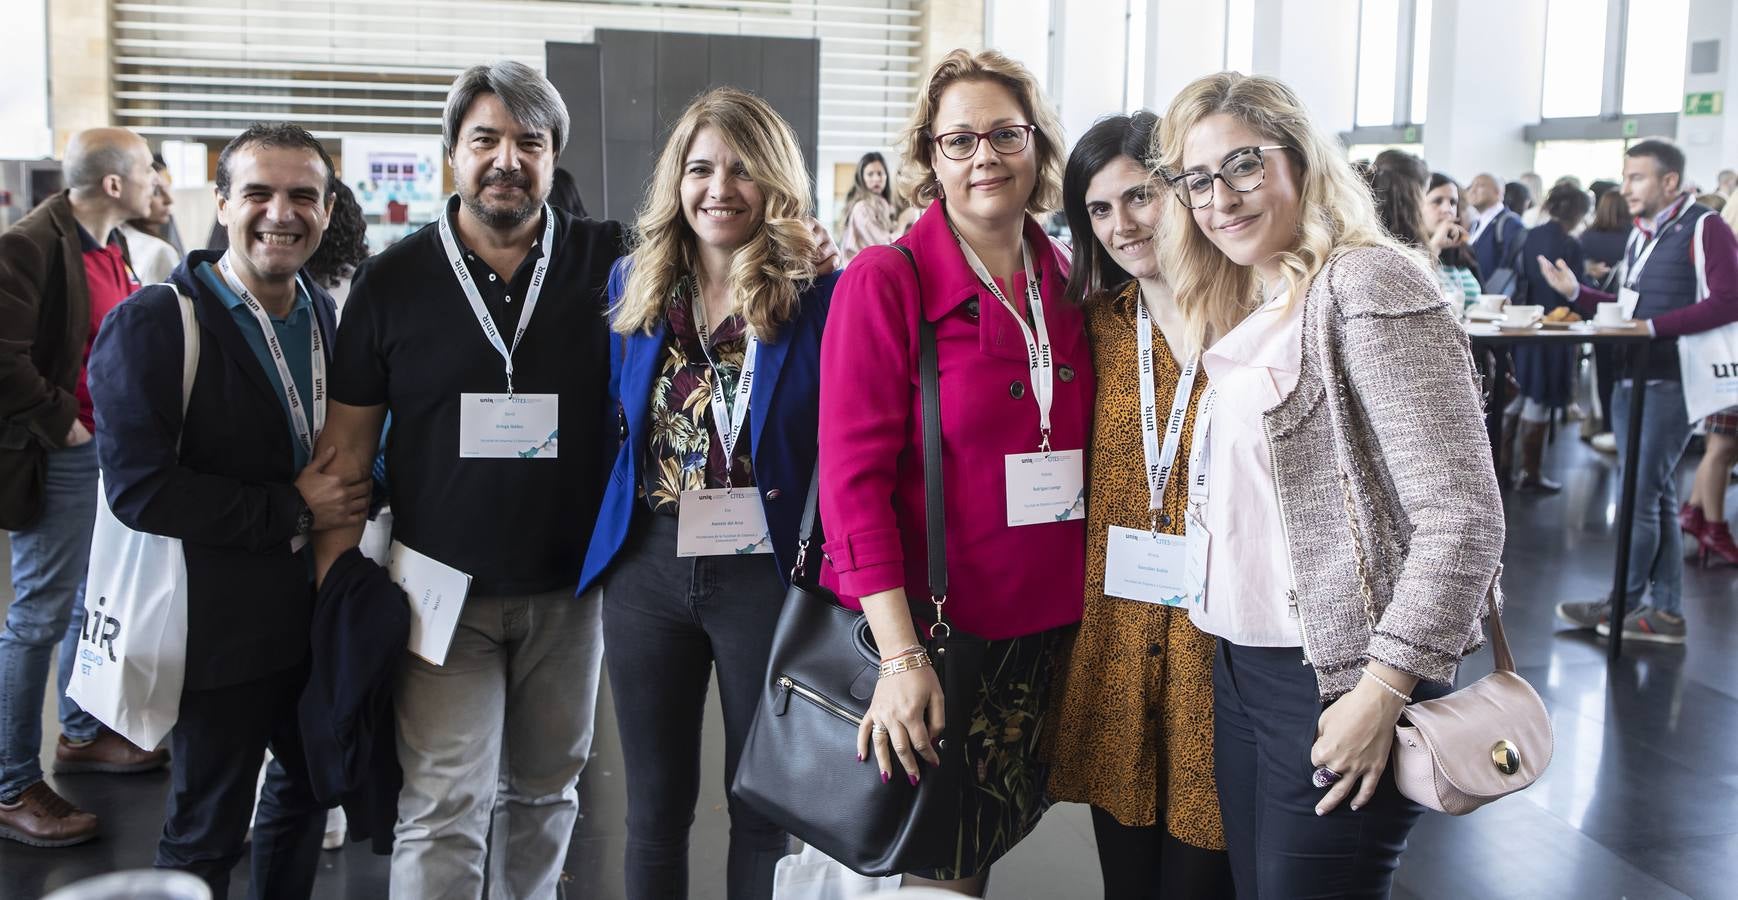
[1311,766,1341,789]
[871,723,889,735]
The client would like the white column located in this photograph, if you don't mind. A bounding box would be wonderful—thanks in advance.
[1679,0,1738,188]
[1147,0,1231,115]
[1422,0,1548,181]
[1248,0,1360,135]
[1052,0,1129,146]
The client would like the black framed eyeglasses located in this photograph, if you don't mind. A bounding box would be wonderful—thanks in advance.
[1168,145,1288,209]
[932,124,1036,161]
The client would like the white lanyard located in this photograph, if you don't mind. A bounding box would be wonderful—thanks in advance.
[687,276,759,486]
[1136,296,1199,533]
[437,202,555,395]
[217,254,324,457]
[955,232,1055,451]
[1185,386,1219,512]
[1624,197,1695,289]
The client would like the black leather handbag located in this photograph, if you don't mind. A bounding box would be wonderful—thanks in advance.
[731,247,986,877]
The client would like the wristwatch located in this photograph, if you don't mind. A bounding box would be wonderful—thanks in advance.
[296,498,314,535]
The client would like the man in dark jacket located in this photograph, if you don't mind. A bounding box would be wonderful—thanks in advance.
[1467,172,1528,291]
[0,127,168,848]
[87,122,370,899]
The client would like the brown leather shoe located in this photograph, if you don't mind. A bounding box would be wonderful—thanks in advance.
[0,781,99,847]
[53,729,169,775]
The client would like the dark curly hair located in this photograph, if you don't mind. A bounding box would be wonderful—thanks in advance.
[306,180,369,289]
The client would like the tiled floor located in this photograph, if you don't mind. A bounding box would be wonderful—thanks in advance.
[2,430,1734,899]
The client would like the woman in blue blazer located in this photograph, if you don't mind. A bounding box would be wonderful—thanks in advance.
[576,88,835,900]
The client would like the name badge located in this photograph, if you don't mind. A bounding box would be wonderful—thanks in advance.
[1104,525,1189,606]
[458,393,559,459]
[1617,286,1641,320]
[1004,449,1086,527]
[677,488,773,557]
[1184,509,1210,607]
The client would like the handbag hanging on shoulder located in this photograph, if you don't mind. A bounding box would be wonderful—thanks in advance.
[1390,583,1553,815]
[731,245,988,877]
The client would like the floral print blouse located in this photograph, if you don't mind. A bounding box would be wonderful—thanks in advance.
[642,283,757,514]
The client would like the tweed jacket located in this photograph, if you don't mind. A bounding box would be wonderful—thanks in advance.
[1263,246,1504,700]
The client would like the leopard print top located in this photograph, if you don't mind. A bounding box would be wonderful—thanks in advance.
[1046,280,1224,848]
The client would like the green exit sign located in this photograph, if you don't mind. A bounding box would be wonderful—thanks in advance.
[1622,118,1640,137]
[1685,91,1724,116]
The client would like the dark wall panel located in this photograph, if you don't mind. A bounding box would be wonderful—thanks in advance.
[554,29,822,224]
[546,41,603,217]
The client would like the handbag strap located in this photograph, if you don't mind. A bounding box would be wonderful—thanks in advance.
[1484,583,1516,673]
[892,245,951,636]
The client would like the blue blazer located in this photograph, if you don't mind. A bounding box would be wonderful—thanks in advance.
[87,249,338,691]
[578,259,837,594]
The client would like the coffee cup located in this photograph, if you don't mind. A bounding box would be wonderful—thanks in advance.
[1474,294,1507,314]
[1595,302,1626,325]
[1503,305,1544,326]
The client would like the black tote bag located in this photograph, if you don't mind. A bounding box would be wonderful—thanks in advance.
[731,245,987,877]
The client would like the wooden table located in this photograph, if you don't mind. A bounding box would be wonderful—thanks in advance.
[1463,319,1654,660]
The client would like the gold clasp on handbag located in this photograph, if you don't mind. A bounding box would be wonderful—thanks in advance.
[1490,739,1521,775]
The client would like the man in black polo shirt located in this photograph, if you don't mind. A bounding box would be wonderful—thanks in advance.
[314,62,622,898]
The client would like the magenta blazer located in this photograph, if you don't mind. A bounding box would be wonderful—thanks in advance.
[817,200,1093,640]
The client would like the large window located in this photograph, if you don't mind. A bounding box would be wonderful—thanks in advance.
[1541,0,1608,118]
[1533,139,1628,187]
[1621,0,1690,114]
[1355,0,1400,127]
[1225,0,1255,73]
[1355,0,1430,128]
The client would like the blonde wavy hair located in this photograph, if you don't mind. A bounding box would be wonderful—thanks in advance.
[613,87,818,339]
[1154,72,1419,354]
[895,48,1065,215]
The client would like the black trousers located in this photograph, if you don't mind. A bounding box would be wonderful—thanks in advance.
[154,663,326,900]
[602,511,789,900]
[1212,641,1449,900]
[1090,805,1234,899]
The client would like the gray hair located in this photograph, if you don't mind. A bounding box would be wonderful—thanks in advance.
[65,142,137,193]
[442,61,569,157]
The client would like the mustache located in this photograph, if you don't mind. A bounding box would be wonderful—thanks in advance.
[481,169,531,189]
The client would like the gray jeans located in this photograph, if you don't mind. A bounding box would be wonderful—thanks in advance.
[389,585,605,900]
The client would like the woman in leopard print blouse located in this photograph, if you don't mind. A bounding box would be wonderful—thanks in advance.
[1048,112,1231,898]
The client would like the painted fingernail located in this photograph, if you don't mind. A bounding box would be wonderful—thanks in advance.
[1314,807,1325,817]
[881,771,890,784]
[1350,804,1360,811]
[908,773,919,786]
[856,752,865,762]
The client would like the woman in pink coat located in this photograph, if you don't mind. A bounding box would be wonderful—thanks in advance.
[817,48,1092,894]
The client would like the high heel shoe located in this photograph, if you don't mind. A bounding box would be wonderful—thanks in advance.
[1700,521,1738,567]
[1680,503,1707,542]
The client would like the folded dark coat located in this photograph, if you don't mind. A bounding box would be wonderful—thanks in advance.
[299,546,409,855]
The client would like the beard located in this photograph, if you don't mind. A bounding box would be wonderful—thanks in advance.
[460,168,542,229]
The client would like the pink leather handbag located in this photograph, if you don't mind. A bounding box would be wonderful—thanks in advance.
[1391,591,1553,815]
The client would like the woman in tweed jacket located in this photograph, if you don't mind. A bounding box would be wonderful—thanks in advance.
[1154,73,1505,898]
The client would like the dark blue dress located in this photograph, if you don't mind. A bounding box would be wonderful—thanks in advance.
[1512,220,1586,409]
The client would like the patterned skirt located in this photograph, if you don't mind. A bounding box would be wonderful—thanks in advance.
[1706,406,1738,435]
[907,625,1069,881]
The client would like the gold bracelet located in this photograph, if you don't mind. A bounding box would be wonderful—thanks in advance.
[1363,668,1414,704]
[878,651,932,679]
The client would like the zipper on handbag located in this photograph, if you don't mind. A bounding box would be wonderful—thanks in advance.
[775,675,863,727]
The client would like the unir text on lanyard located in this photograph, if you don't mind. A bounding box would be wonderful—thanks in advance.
[686,276,759,488]
[1135,297,1200,534]
[217,254,325,457]
[954,229,1056,451]
[437,201,556,396]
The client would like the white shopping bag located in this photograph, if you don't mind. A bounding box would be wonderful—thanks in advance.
[772,844,900,900]
[1679,322,1738,423]
[1676,211,1738,422]
[66,288,200,751]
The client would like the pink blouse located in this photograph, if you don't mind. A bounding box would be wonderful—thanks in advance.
[817,201,1093,640]
[1188,292,1305,647]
